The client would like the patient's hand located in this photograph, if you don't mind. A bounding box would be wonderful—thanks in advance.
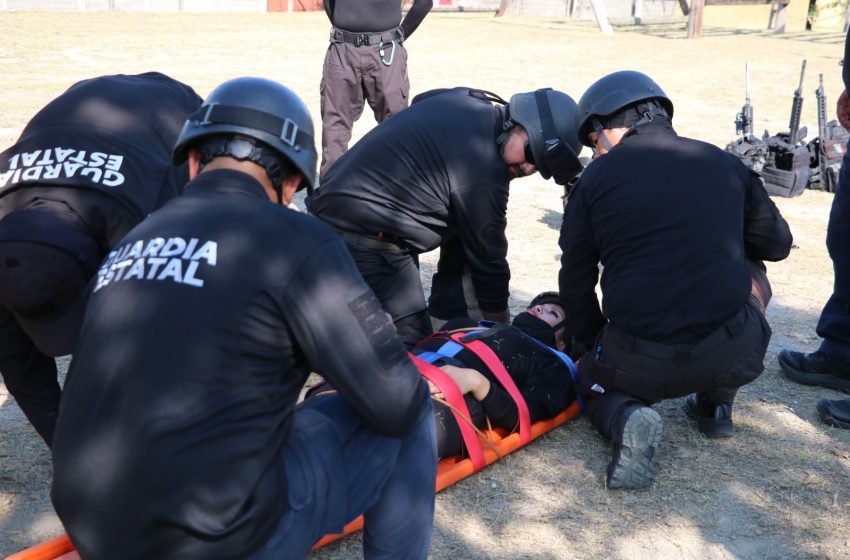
[432,364,491,401]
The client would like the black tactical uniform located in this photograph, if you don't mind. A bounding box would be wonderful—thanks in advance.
[308,87,513,347]
[51,169,435,559]
[560,116,793,443]
[320,0,432,175]
[0,72,201,445]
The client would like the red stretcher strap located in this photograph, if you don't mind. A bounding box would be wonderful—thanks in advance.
[450,332,532,446]
[409,353,487,471]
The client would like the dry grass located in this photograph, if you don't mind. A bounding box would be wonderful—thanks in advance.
[1,10,850,560]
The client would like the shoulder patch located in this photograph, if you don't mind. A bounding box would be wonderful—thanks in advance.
[348,290,408,369]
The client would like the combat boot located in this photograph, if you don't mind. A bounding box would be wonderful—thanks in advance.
[778,350,850,393]
[816,398,850,430]
[606,406,663,490]
[683,394,734,438]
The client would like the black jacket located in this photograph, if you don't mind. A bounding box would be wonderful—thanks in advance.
[559,120,793,348]
[308,87,512,313]
[0,72,202,253]
[51,170,430,560]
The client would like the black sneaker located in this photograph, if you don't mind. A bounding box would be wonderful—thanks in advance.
[606,406,663,490]
[683,394,734,438]
[816,398,850,430]
[778,350,850,393]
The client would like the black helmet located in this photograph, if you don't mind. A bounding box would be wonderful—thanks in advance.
[509,88,583,185]
[172,77,317,193]
[576,70,674,147]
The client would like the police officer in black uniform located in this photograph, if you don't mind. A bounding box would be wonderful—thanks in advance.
[0,72,201,446]
[51,77,436,560]
[559,71,793,490]
[308,86,583,348]
[320,0,432,176]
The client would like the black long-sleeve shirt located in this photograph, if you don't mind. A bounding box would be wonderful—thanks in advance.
[559,120,793,348]
[415,317,576,431]
[324,0,432,38]
[308,87,512,313]
[51,170,430,560]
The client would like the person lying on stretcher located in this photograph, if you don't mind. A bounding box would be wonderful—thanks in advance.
[304,292,578,459]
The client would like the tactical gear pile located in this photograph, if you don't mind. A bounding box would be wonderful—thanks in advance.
[809,120,849,193]
[724,61,846,198]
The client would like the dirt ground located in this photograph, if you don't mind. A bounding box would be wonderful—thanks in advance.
[1,10,849,560]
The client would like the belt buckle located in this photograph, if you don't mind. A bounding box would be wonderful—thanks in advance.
[354,33,368,47]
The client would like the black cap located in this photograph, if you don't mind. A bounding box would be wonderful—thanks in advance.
[0,210,101,356]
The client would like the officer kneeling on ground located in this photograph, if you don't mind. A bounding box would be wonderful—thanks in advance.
[51,77,437,560]
[559,71,793,490]
[308,86,583,348]
[0,72,201,447]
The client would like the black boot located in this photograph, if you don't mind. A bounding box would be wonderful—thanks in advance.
[606,406,663,490]
[816,398,850,430]
[683,394,733,438]
[778,350,850,393]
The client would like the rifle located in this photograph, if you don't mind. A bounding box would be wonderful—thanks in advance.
[735,63,754,140]
[788,60,807,145]
[816,73,828,189]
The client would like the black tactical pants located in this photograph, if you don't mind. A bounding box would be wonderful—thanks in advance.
[580,294,771,444]
[341,236,432,349]
[0,308,60,446]
[319,39,409,177]
[428,235,481,328]
[816,148,850,362]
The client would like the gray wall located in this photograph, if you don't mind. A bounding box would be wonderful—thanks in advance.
[1,0,679,17]
[456,0,678,19]
[2,0,265,10]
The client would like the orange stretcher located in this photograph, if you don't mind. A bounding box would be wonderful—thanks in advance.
[7,402,580,560]
[10,338,581,559]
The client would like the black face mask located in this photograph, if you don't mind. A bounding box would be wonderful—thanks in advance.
[512,312,557,347]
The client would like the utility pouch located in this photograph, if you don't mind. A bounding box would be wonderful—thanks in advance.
[761,162,809,197]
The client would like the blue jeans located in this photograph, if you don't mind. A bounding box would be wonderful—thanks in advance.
[247,392,436,560]
[817,148,850,362]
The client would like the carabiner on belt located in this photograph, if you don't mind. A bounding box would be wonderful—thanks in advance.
[378,40,396,67]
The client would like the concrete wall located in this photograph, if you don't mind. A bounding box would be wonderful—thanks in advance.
[0,0,820,31]
[2,0,265,10]
[702,0,809,32]
[570,0,678,20]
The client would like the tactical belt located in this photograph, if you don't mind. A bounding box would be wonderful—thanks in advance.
[612,307,746,364]
[333,228,406,253]
[330,27,402,47]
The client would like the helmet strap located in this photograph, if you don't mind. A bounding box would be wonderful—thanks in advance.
[591,118,615,151]
[496,118,515,151]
